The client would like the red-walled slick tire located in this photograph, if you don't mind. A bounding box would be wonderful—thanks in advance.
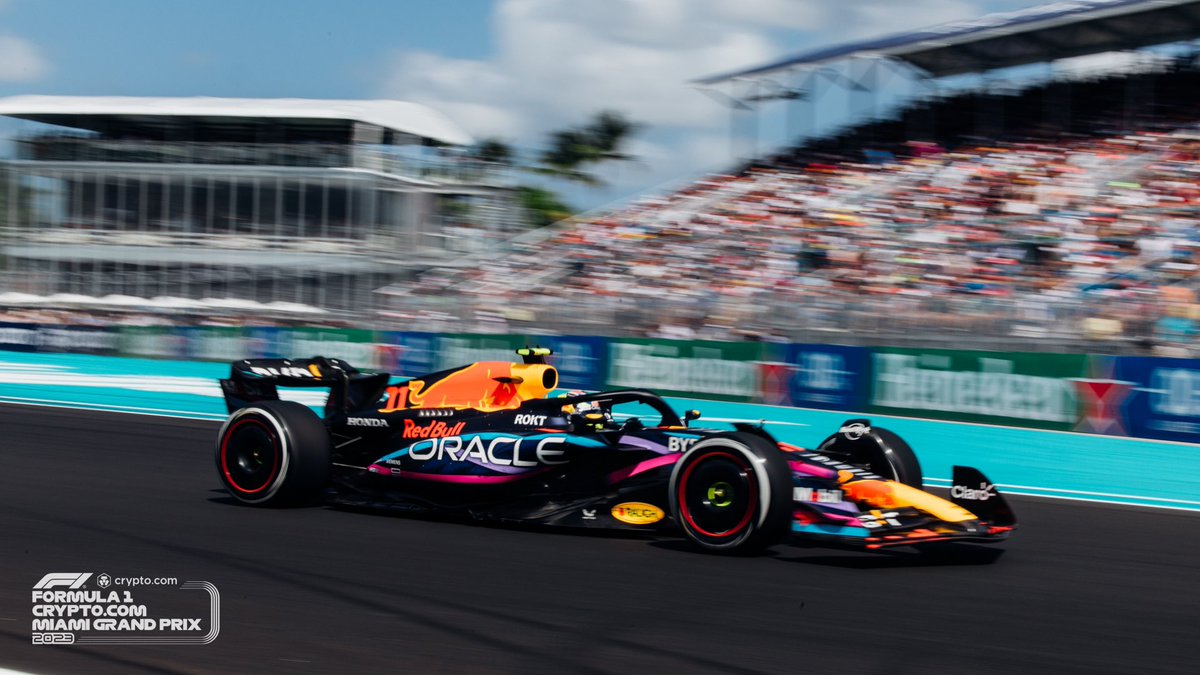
[669,433,793,554]
[215,400,331,506]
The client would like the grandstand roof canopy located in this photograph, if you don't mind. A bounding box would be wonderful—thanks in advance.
[696,0,1200,85]
[0,95,474,146]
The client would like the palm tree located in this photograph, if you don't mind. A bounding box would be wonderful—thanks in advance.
[587,110,638,162]
[535,111,640,187]
[473,137,515,166]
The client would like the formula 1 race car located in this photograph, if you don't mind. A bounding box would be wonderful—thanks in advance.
[215,349,1016,554]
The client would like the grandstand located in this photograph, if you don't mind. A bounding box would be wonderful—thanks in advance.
[376,0,1200,355]
[0,96,518,314]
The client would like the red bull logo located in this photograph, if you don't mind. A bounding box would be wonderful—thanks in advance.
[402,419,467,439]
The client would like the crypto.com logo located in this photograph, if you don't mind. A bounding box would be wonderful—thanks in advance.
[33,573,92,590]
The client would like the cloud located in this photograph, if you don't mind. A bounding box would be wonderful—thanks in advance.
[0,34,50,82]
[821,1,986,40]
[374,0,1018,205]
[379,0,778,139]
[708,0,1032,40]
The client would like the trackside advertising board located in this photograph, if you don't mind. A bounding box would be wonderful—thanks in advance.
[432,334,526,371]
[1111,356,1200,443]
[533,335,608,392]
[0,323,117,355]
[184,327,272,363]
[7,321,1200,443]
[869,348,1087,431]
[118,326,187,359]
[377,331,439,378]
[759,344,870,411]
[606,339,762,402]
[277,328,378,368]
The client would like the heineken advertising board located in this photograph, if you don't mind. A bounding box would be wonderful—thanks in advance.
[117,326,186,359]
[275,328,380,369]
[433,334,526,371]
[869,348,1087,430]
[607,339,763,402]
[183,327,268,363]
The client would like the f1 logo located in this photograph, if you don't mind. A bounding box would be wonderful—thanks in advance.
[33,573,92,589]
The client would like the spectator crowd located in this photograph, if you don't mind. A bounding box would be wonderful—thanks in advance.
[383,124,1200,355]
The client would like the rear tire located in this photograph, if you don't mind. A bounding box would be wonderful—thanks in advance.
[215,400,331,506]
[668,433,793,554]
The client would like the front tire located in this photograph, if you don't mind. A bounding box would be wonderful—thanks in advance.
[871,427,922,488]
[215,400,331,506]
[816,421,923,488]
[668,433,793,554]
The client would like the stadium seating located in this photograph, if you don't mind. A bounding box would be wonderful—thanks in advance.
[378,61,1200,354]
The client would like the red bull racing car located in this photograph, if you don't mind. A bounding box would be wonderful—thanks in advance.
[215,348,1016,553]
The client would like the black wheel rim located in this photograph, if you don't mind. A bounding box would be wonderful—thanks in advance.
[678,451,756,539]
[221,418,281,495]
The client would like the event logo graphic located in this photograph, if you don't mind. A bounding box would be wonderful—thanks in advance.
[33,573,92,590]
[31,572,220,645]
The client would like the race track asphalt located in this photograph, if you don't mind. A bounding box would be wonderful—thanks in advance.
[0,404,1196,674]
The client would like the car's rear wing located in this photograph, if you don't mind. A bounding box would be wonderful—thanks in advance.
[219,357,391,419]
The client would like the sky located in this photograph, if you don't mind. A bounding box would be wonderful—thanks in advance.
[0,0,1050,208]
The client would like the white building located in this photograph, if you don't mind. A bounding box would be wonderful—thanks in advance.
[0,96,518,313]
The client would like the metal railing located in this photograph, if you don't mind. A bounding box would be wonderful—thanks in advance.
[12,138,517,187]
[372,287,1166,353]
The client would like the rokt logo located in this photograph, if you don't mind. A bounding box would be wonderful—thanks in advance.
[33,573,92,590]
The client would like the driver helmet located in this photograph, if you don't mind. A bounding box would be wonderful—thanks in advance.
[559,391,611,430]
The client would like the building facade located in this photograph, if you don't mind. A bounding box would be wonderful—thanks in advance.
[0,96,518,313]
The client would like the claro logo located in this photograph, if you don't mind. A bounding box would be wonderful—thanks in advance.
[611,502,665,525]
[951,482,996,501]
